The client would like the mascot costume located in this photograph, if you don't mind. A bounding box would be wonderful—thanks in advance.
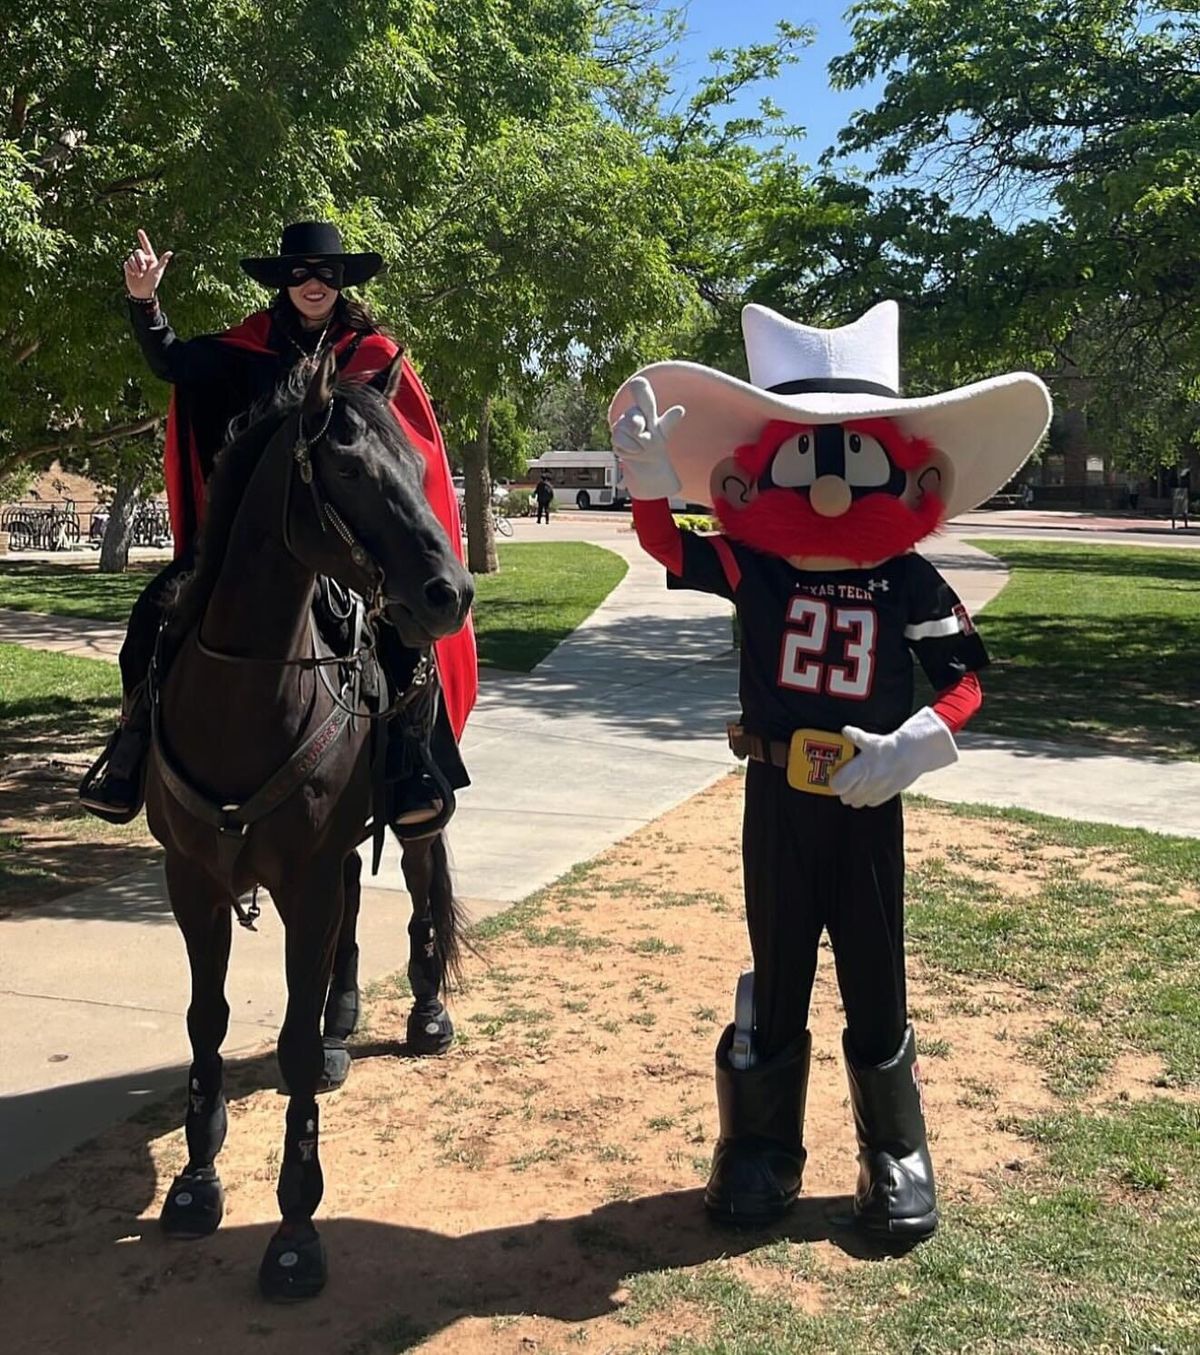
[608,302,1050,1238]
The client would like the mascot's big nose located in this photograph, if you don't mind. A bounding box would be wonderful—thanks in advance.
[809,475,852,517]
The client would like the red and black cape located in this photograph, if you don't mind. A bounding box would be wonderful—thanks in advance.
[163,312,477,737]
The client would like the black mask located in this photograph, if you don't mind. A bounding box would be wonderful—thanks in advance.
[287,260,344,289]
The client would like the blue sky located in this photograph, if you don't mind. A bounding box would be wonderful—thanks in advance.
[670,0,886,169]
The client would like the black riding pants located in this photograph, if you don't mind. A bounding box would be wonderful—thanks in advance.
[742,760,907,1067]
[118,550,194,694]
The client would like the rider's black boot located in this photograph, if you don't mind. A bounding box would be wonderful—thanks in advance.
[385,722,447,830]
[79,686,150,824]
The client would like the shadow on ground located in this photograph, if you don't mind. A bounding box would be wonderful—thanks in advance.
[0,1042,880,1355]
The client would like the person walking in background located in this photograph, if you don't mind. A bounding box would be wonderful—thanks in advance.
[534,473,555,524]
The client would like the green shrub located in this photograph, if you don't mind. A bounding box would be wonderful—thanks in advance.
[673,513,717,533]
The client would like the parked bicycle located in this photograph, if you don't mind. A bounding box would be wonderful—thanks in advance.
[458,505,513,538]
[1,500,82,551]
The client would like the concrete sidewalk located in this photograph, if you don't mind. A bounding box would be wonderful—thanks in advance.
[3,527,1199,1187]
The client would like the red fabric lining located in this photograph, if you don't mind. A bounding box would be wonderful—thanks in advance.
[161,311,476,735]
[932,672,982,733]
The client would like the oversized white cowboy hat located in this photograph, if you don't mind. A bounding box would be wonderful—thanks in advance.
[608,301,1052,518]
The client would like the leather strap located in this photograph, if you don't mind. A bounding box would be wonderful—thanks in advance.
[151,690,354,886]
[727,723,789,769]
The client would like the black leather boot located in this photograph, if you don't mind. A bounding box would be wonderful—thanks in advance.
[843,1024,939,1240]
[704,1025,810,1225]
[78,687,150,824]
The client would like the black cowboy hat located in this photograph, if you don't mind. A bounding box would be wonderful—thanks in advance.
[240,221,384,289]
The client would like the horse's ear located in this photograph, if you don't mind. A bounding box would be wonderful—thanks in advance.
[370,352,404,404]
[302,345,338,419]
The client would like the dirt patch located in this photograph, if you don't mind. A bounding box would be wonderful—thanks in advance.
[0,759,157,916]
[1087,1050,1200,1107]
[0,778,1162,1354]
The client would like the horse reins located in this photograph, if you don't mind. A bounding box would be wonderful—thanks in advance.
[151,379,446,921]
[193,396,437,723]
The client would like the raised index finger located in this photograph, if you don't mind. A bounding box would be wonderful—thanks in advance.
[627,375,659,427]
[136,228,156,259]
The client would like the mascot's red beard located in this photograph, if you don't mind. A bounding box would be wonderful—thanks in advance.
[714,487,946,566]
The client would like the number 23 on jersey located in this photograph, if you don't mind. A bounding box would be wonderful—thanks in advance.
[777,596,877,700]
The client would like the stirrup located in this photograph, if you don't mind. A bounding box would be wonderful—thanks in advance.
[390,783,456,842]
[388,743,457,842]
[78,727,147,825]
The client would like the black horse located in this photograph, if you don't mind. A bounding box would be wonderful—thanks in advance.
[145,348,473,1300]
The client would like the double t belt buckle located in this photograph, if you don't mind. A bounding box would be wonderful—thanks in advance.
[786,728,856,795]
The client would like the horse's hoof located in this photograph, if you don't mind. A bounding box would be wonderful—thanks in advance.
[317,1037,351,1094]
[406,1003,454,1057]
[323,986,360,1041]
[161,1170,224,1239]
[258,1228,327,1302]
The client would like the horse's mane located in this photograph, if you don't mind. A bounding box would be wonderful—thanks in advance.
[167,368,416,636]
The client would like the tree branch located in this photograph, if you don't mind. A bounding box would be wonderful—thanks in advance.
[21,417,161,462]
[8,88,29,139]
[98,169,166,196]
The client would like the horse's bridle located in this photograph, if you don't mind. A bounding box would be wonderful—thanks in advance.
[194,395,436,719]
[286,400,381,601]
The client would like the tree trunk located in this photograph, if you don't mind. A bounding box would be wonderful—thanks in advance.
[99,466,143,573]
[464,396,498,575]
[1058,406,1089,490]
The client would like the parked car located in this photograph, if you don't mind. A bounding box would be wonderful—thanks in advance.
[453,475,510,506]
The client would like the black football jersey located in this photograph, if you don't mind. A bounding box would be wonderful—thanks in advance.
[668,535,988,740]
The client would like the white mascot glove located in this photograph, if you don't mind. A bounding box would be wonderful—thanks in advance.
[610,375,684,501]
[831,707,958,809]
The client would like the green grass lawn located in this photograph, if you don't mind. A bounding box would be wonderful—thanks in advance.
[0,642,121,763]
[0,544,626,673]
[472,542,627,671]
[0,560,158,621]
[0,644,130,907]
[964,540,1200,758]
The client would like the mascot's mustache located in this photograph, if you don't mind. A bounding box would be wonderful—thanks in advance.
[714,488,946,566]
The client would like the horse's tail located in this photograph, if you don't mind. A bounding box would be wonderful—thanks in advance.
[428,832,467,992]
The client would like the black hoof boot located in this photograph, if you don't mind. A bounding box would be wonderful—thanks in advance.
[704,1027,811,1226]
[160,1168,225,1239]
[258,1226,327,1303]
[843,1024,939,1242]
[317,1037,352,1094]
[323,983,360,1042]
[406,1001,454,1056]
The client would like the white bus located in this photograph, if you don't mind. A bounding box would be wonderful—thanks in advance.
[526,449,687,511]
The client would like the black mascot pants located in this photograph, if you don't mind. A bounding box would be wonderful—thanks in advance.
[742,760,907,1067]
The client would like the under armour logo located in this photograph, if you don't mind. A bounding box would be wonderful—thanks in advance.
[867,578,889,593]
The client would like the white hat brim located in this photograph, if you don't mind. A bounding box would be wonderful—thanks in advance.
[608,362,1052,519]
